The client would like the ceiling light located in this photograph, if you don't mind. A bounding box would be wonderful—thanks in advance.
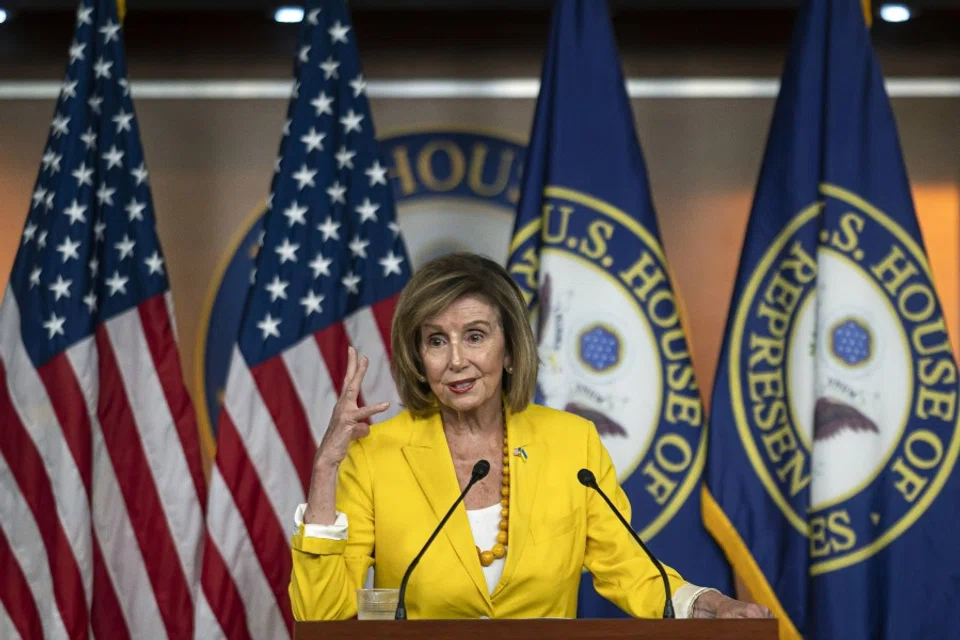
[0,9,8,24]
[274,6,304,24]
[879,3,912,23]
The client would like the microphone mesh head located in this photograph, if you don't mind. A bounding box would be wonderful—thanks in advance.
[577,468,596,487]
[472,459,490,480]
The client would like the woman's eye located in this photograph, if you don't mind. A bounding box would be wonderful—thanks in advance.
[428,337,444,347]
[468,332,484,343]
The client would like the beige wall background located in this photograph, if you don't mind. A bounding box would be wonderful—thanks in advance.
[3,91,958,425]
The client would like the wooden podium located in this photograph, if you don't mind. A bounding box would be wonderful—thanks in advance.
[294,618,778,639]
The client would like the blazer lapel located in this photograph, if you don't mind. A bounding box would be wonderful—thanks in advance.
[401,413,492,607]
[494,407,542,597]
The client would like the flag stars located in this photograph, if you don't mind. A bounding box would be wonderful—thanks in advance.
[349,74,367,98]
[47,154,63,175]
[29,267,42,289]
[365,160,388,186]
[32,187,48,209]
[309,252,332,278]
[355,198,379,223]
[41,151,57,173]
[72,162,94,188]
[275,238,299,264]
[300,290,325,316]
[99,19,121,43]
[340,109,364,134]
[326,181,347,205]
[317,216,341,241]
[265,276,289,302]
[37,231,48,249]
[56,237,81,263]
[298,45,311,63]
[125,198,146,221]
[348,235,369,259]
[257,313,281,340]
[44,192,56,211]
[283,201,308,226]
[335,146,356,170]
[102,145,124,170]
[341,272,361,294]
[320,56,340,80]
[87,94,104,115]
[49,275,72,301]
[43,312,66,339]
[96,184,116,206]
[61,79,79,100]
[63,199,87,225]
[93,221,106,242]
[311,91,334,116]
[300,127,326,153]
[115,234,136,261]
[113,109,133,133]
[88,257,99,277]
[328,20,351,44]
[307,8,321,25]
[83,292,98,313]
[379,250,405,277]
[93,57,113,79]
[282,119,292,136]
[51,113,70,137]
[106,271,129,296]
[131,162,149,185]
[292,164,318,190]
[76,6,93,26]
[388,220,401,237]
[23,222,38,244]
[80,127,97,150]
[144,251,164,275]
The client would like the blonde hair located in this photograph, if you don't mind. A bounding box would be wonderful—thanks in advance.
[390,252,538,416]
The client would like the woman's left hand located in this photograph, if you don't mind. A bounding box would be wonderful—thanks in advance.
[690,590,773,619]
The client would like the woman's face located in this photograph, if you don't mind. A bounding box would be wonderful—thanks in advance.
[419,294,511,416]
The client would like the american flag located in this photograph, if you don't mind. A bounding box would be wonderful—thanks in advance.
[195,1,411,637]
[0,1,206,639]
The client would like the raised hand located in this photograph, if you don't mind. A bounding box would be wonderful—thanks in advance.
[304,347,390,525]
[316,346,391,467]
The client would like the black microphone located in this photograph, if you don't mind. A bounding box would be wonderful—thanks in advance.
[577,468,675,619]
[394,459,490,619]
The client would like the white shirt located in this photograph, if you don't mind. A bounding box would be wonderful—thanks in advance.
[293,504,714,616]
[464,503,506,595]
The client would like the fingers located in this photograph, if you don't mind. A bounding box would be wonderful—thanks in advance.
[343,351,369,403]
[342,346,357,391]
[354,402,391,422]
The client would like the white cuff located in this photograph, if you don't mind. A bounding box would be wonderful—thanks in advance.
[293,503,349,540]
[672,583,720,619]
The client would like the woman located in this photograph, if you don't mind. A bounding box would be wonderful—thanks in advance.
[289,252,771,620]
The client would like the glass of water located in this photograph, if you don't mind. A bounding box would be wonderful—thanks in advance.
[356,588,400,620]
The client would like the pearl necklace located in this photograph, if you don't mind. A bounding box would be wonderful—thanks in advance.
[476,428,509,567]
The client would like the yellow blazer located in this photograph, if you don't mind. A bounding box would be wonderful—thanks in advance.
[289,403,687,619]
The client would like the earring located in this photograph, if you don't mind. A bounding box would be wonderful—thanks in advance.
[417,373,427,382]
[505,365,513,375]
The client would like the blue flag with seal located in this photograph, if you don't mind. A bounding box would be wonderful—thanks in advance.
[704,0,960,638]
[506,0,733,617]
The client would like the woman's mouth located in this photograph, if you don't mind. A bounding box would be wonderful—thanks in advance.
[447,379,476,394]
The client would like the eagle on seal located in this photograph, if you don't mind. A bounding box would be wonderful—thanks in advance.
[813,396,879,441]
